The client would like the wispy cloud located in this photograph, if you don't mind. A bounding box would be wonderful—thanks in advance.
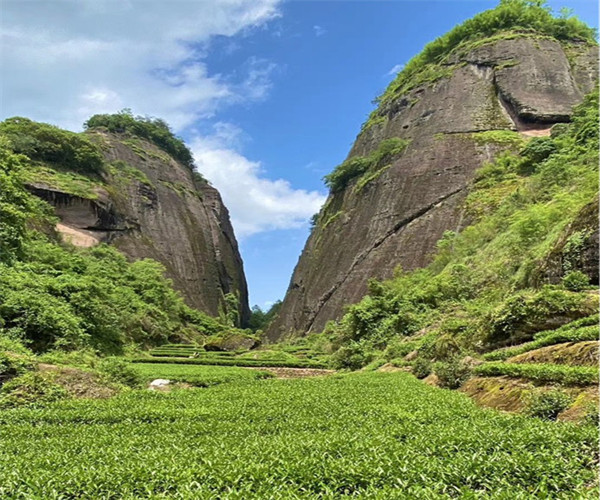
[313,25,327,37]
[387,63,405,77]
[1,0,281,131]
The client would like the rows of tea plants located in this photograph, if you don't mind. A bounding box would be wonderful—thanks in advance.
[139,344,329,369]
[132,363,273,387]
[133,356,327,369]
[0,372,596,498]
[473,362,599,386]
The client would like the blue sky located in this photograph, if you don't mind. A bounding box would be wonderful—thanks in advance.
[2,0,598,310]
[196,0,598,309]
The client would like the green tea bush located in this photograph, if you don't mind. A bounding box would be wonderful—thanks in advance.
[132,356,328,369]
[474,362,598,386]
[484,324,598,361]
[0,372,596,497]
[433,357,472,389]
[132,363,272,387]
[524,389,572,420]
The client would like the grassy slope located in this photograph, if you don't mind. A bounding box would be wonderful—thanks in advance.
[0,371,596,498]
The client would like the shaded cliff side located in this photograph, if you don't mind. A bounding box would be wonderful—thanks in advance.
[269,27,598,339]
[15,121,249,325]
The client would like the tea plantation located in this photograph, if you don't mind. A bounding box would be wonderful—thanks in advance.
[0,371,596,498]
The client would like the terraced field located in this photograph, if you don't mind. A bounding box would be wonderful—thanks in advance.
[134,344,329,369]
[0,371,597,498]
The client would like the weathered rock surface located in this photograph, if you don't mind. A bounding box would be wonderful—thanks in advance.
[268,35,598,339]
[29,132,250,324]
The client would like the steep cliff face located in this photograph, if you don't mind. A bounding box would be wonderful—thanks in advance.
[268,34,597,339]
[28,131,250,324]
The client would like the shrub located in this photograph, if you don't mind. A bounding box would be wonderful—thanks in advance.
[97,358,143,388]
[324,138,409,192]
[0,337,35,383]
[0,371,67,409]
[85,110,194,169]
[486,287,590,346]
[524,389,572,420]
[0,117,104,174]
[331,343,374,371]
[412,357,432,379]
[562,271,590,292]
[518,138,558,174]
[433,357,472,389]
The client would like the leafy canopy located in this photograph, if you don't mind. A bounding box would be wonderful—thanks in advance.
[0,117,104,174]
[85,109,195,169]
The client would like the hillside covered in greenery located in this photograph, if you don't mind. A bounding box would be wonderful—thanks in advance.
[0,123,242,357]
[320,89,598,372]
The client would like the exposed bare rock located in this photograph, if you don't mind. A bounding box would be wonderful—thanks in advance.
[27,133,249,324]
[268,35,598,339]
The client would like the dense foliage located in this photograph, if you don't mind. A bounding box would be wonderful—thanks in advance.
[0,142,224,354]
[0,117,104,174]
[84,110,195,169]
[248,300,282,331]
[325,89,598,370]
[0,371,596,498]
[371,0,597,116]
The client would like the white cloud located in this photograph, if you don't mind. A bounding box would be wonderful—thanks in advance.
[1,0,281,130]
[387,63,405,76]
[191,126,326,238]
[1,0,327,240]
[313,25,326,37]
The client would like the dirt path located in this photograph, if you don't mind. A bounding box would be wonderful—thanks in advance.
[247,367,335,378]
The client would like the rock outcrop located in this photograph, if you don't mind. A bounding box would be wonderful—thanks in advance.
[268,35,598,339]
[29,132,250,324]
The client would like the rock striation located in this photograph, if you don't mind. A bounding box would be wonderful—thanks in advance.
[29,132,250,324]
[268,35,598,339]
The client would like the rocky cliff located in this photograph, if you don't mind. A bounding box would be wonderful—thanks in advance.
[26,129,250,324]
[268,33,598,340]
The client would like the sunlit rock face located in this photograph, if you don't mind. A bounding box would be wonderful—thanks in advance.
[28,132,250,324]
[268,36,598,339]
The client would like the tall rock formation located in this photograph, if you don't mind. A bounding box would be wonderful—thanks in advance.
[27,130,250,324]
[268,33,597,340]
